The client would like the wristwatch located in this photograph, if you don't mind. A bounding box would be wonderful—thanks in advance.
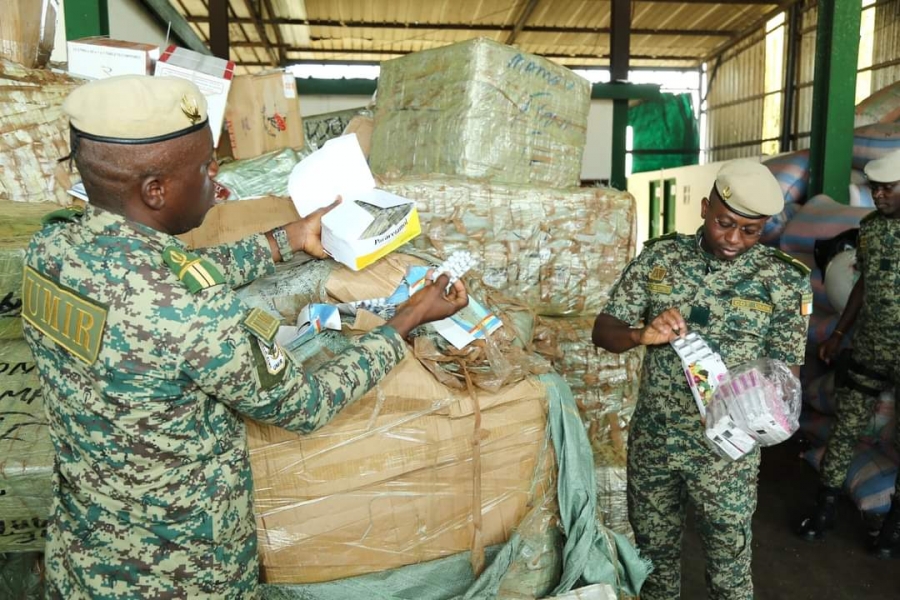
[272,226,293,262]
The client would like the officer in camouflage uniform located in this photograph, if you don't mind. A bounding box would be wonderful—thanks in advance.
[796,150,900,558]
[592,160,811,600]
[21,76,468,599]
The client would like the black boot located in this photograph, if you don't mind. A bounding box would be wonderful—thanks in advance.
[795,486,840,541]
[870,498,900,559]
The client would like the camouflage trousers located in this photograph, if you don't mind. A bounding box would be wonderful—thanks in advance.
[820,350,900,496]
[627,407,760,600]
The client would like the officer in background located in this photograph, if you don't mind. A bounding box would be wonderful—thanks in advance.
[796,149,900,558]
[21,76,468,598]
[593,160,811,600]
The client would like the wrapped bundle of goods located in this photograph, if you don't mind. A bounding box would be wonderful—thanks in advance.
[380,178,636,317]
[852,122,900,170]
[854,80,900,128]
[0,339,52,553]
[371,38,591,189]
[0,60,80,205]
[804,444,898,514]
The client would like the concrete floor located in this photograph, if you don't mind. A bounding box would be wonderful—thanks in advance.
[679,438,900,599]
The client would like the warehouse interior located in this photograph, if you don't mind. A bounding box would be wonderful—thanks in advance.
[3,0,900,598]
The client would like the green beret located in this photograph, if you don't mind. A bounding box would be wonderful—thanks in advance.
[864,150,900,184]
[714,159,784,218]
[63,75,209,144]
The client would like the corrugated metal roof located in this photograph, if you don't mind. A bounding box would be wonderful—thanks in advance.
[168,0,794,71]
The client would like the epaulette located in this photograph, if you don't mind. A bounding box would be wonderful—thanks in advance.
[41,206,84,225]
[162,246,225,293]
[860,210,879,225]
[643,231,678,246]
[770,248,811,275]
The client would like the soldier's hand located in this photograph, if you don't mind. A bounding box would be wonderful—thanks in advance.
[818,334,842,364]
[388,274,469,339]
[639,308,687,346]
[283,196,343,259]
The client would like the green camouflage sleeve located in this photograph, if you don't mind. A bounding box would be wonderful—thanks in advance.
[601,246,653,325]
[763,266,811,366]
[181,289,408,433]
[193,234,275,289]
[856,220,872,274]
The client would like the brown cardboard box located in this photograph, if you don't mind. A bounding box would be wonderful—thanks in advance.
[0,0,56,68]
[224,71,304,160]
[67,37,159,80]
[248,356,554,583]
[177,196,298,248]
[342,115,374,158]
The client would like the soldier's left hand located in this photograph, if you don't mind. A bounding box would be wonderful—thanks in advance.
[283,196,343,259]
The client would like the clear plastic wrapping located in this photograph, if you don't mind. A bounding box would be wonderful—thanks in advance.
[0,339,52,552]
[705,359,802,460]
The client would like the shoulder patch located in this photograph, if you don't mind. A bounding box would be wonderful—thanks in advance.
[771,248,811,275]
[242,307,280,346]
[643,231,678,246]
[860,210,879,225]
[162,246,224,293]
[41,206,84,226]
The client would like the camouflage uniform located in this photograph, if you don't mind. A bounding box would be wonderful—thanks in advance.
[820,212,900,494]
[21,205,408,599]
[603,230,810,600]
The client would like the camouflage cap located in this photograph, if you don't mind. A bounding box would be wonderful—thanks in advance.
[864,149,900,184]
[714,159,784,218]
[63,75,208,144]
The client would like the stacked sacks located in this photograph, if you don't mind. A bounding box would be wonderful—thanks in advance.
[0,202,56,553]
[369,38,640,540]
[761,150,809,245]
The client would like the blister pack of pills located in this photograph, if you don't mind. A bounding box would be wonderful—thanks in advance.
[430,250,477,292]
[670,332,730,419]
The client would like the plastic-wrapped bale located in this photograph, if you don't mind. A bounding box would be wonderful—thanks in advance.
[239,258,557,583]
[594,465,632,544]
[852,122,900,170]
[0,201,59,340]
[0,59,79,205]
[779,195,872,257]
[216,149,311,200]
[0,340,52,553]
[763,150,810,205]
[248,351,556,584]
[804,443,897,514]
[855,80,900,128]
[371,38,590,189]
[303,107,370,151]
[380,178,636,316]
[759,201,800,247]
[531,316,643,462]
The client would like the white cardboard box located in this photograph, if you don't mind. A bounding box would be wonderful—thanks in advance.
[289,135,420,271]
[67,37,159,80]
[154,45,234,146]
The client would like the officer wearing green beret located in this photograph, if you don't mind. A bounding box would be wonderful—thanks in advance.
[795,149,900,558]
[21,75,468,598]
[593,160,811,600]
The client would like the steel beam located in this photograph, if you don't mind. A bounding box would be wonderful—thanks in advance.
[261,0,286,65]
[141,0,210,54]
[186,16,733,37]
[703,0,803,63]
[808,0,862,204]
[242,0,279,66]
[610,0,631,191]
[779,1,800,153]
[208,0,229,59]
[506,0,541,45]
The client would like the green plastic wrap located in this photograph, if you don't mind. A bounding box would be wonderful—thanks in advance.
[0,552,43,599]
[216,148,310,200]
[628,93,700,174]
[379,178,636,317]
[0,340,52,553]
[371,38,590,189]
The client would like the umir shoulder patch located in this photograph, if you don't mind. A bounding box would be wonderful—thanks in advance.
[21,266,107,364]
[162,246,224,293]
[771,249,811,275]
